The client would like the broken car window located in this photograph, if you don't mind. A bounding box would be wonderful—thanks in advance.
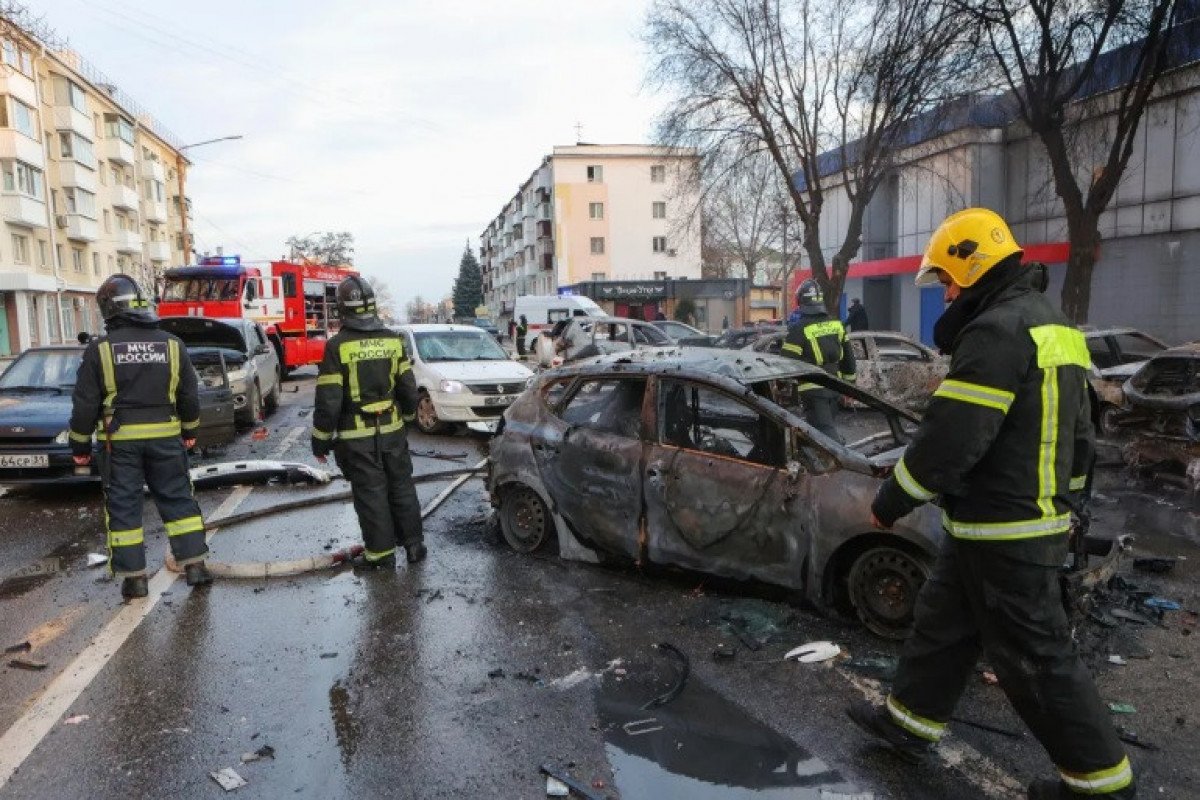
[560,378,647,438]
[873,337,929,362]
[541,378,572,410]
[658,379,785,467]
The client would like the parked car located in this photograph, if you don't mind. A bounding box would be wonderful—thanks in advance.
[1082,328,1170,435]
[539,316,676,367]
[160,316,282,427]
[750,330,948,410]
[395,323,534,434]
[712,324,783,350]
[1116,345,1200,484]
[472,318,502,342]
[0,345,236,485]
[513,294,607,352]
[650,320,717,347]
[489,348,1119,639]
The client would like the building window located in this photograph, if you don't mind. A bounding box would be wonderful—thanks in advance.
[71,248,84,273]
[650,165,666,183]
[58,132,97,169]
[2,40,33,78]
[654,271,668,280]
[104,114,135,145]
[26,296,39,346]
[587,165,603,183]
[107,255,115,274]
[64,188,97,218]
[37,240,47,268]
[589,202,604,220]
[652,201,666,219]
[591,272,606,280]
[652,236,668,253]
[92,252,101,275]
[60,298,76,340]
[11,234,28,264]
[46,298,60,343]
[590,237,605,255]
[10,98,36,140]
[103,209,111,233]
[3,160,44,199]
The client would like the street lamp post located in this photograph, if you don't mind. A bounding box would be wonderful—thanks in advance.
[176,135,243,263]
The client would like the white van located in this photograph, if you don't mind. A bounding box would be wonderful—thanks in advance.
[513,295,605,351]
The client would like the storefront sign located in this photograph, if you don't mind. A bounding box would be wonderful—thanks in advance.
[595,282,668,301]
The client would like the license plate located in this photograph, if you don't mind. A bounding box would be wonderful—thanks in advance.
[483,395,515,407]
[0,454,49,469]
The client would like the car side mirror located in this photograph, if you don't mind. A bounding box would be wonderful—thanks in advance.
[254,344,271,356]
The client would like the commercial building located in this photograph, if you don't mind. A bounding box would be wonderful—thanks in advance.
[795,28,1200,345]
[479,144,702,323]
[0,17,193,358]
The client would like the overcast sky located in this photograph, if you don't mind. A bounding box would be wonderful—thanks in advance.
[36,0,664,316]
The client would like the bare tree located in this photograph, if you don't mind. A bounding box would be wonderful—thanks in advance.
[286,232,355,265]
[964,0,1185,322]
[405,295,435,324]
[647,0,970,313]
[364,275,397,322]
[702,153,785,287]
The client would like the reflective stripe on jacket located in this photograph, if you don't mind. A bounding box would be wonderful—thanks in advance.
[872,270,1094,540]
[312,328,419,445]
[780,313,856,383]
[69,323,200,452]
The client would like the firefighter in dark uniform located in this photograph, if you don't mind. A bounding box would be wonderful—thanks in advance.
[780,279,855,443]
[312,276,424,569]
[69,275,212,599]
[847,208,1133,799]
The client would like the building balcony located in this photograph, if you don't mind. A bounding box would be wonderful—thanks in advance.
[53,106,93,139]
[108,183,139,211]
[0,130,45,166]
[146,240,171,261]
[144,200,168,223]
[536,220,552,239]
[2,193,47,228]
[58,213,98,242]
[541,253,554,271]
[0,71,37,107]
[144,160,166,182]
[113,229,143,254]
[101,138,135,166]
[58,161,98,193]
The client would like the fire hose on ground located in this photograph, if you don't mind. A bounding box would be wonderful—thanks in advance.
[164,459,487,579]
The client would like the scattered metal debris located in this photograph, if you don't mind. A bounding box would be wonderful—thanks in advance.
[239,745,275,763]
[711,642,737,661]
[8,657,47,671]
[319,653,338,660]
[1108,655,1128,666]
[189,460,331,491]
[1108,703,1137,714]
[3,641,31,654]
[209,767,248,792]
[86,553,108,568]
[63,714,89,725]
[639,643,689,711]
[1144,597,1181,611]
[1116,727,1160,751]
[538,764,604,800]
[411,448,467,462]
[1133,557,1177,574]
[844,654,899,681]
[545,775,570,797]
[622,718,664,736]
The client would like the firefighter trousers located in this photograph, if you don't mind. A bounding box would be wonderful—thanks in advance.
[334,431,423,561]
[887,537,1133,796]
[100,437,207,578]
[801,389,843,444]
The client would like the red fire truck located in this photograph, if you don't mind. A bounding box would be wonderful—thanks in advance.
[157,256,357,373]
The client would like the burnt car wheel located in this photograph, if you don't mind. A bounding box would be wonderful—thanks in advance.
[1099,403,1124,437]
[416,392,448,435]
[848,546,930,640]
[499,485,554,553]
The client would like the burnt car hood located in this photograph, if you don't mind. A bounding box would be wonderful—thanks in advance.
[0,391,72,439]
[159,317,247,354]
[187,346,247,366]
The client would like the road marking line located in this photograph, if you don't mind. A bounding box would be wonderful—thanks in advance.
[0,428,302,790]
[839,670,1025,798]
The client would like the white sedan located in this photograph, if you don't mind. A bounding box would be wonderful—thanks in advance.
[394,324,534,434]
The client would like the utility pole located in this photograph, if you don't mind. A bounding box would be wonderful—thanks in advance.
[175,135,243,263]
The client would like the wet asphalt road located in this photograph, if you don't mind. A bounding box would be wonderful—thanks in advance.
[0,373,1198,799]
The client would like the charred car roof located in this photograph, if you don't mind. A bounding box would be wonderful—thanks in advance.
[545,346,826,384]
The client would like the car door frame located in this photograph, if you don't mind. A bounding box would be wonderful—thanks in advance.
[640,374,809,590]
[527,373,649,561]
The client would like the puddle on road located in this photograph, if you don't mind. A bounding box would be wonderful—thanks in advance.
[596,657,862,799]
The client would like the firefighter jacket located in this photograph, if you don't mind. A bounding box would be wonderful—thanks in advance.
[872,265,1094,541]
[781,312,856,382]
[312,328,418,456]
[69,321,200,455]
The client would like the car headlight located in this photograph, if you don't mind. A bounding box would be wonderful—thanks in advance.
[54,429,71,445]
[439,379,465,393]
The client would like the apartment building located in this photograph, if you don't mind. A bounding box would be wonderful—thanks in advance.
[479,144,702,322]
[0,21,193,358]
[796,28,1200,345]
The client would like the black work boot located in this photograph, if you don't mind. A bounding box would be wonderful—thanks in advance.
[406,542,427,564]
[185,562,214,587]
[1028,778,1137,799]
[351,552,396,571]
[847,701,933,763]
[121,576,149,599]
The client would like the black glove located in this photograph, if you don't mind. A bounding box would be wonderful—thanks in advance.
[312,437,332,459]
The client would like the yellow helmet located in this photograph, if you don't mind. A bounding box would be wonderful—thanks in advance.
[915,208,1022,288]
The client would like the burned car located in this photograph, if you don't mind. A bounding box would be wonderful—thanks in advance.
[750,330,948,411]
[489,349,1119,639]
[1119,344,1200,486]
[1082,328,1170,436]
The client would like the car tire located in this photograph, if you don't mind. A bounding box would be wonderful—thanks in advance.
[499,485,555,553]
[237,382,263,428]
[1099,403,1124,438]
[848,545,931,640]
[415,391,448,435]
[264,368,281,413]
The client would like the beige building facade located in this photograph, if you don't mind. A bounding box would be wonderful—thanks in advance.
[480,144,701,320]
[0,20,192,358]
